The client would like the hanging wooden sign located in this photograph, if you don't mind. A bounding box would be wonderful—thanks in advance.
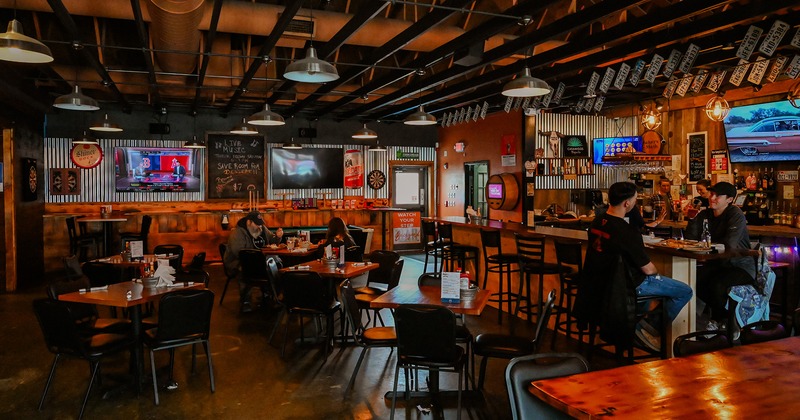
[630,59,646,87]
[643,54,665,84]
[736,25,763,60]
[678,44,700,74]
[759,20,790,57]
[614,63,631,90]
[662,49,683,78]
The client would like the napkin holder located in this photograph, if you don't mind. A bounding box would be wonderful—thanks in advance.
[142,276,159,288]
[324,257,339,268]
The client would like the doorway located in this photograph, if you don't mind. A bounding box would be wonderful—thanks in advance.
[391,164,431,251]
[464,161,488,218]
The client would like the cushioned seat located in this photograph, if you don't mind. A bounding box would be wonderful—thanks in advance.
[673,331,732,357]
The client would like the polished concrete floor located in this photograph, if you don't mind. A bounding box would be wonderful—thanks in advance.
[0,256,620,419]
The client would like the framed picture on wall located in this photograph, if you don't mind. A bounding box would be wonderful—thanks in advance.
[50,168,80,195]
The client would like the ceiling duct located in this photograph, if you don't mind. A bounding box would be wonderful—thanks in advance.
[281,14,314,39]
[146,0,205,74]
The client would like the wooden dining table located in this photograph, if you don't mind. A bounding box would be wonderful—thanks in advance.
[279,259,378,279]
[58,281,204,391]
[529,336,800,419]
[370,284,492,316]
[77,214,129,257]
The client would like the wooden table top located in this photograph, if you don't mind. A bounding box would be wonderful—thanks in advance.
[94,254,178,266]
[58,281,203,308]
[261,244,319,257]
[644,243,759,262]
[76,214,129,222]
[280,260,378,279]
[370,285,492,316]
[529,336,800,419]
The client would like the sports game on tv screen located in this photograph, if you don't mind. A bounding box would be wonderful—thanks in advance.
[114,147,201,192]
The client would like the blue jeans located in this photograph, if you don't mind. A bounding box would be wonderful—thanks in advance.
[636,274,693,322]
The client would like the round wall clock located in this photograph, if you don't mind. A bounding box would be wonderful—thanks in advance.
[367,170,386,190]
[70,143,103,169]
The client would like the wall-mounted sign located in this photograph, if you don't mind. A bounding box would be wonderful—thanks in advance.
[70,143,103,169]
[710,149,728,175]
[344,149,364,189]
[777,171,799,182]
[686,132,708,182]
[392,212,421,245]
[50,168,80,195]
[562,135,588,157]
[396,149,421,159]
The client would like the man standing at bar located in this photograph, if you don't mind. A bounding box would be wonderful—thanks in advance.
[577,182,692,351]
[685,181,754,330]
[224,211,283,312]
[649,177,675,220]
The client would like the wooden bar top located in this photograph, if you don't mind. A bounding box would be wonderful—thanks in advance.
[529,336,800,419]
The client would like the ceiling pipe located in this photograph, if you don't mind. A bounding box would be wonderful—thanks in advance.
[146,0,204,74]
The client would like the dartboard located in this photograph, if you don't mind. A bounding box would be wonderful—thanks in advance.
[368,170,386,190]
[28,165,38,193]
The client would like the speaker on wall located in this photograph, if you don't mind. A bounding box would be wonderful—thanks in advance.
[149,123,171,134]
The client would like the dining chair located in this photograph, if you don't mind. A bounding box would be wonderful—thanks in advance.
[353,250,401,295]
[143,289,215,405]
[218,243,237,305]
[345,245,363,262]
[80,261,127,287]
[355,259,404,327]
[119,214,152,254]
[422,220,445,272]
[153,244,184,272]
[474,290,557,389]
[276,270,341,360]
[391,304,466,420]
[551,239,584,349]
[62,254,85,280]
[417,272,441,287]
[184,252,206,272]
[46,278,131,336]
[66,216,100,262]
[480,229,520,322]
[673,330,732,357]
[238,249,273,305]
[174,268,211,288]
[740,320,788,345]
[514,233,568,324]
[340,280,397,395]
[505,353,589,420]
[33,298,136,420]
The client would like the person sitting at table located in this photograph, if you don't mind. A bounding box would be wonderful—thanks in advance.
[692,178,712,210]
[576,181,692,351]
[684,181,755,331]
[133,162,147,178]
[223,211,283,313]
[323,217,355,247]
[172,161,187,179]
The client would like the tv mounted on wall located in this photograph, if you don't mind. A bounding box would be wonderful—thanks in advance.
[592,136,643,164]
[114,147,201,192]
[271,148,344,189]
[487,183,503,199]
[724,99,800,163]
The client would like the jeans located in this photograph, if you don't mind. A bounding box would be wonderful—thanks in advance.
[636,274,693,322]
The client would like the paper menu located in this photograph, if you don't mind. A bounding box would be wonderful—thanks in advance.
[441,272,461,303]
[130,241,144,259]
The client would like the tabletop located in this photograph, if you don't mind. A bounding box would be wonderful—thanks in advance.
[280,260,378,279]
[94,254,178,266]
[370,285,492,316]
[76,214,129,223]
[58,281,203,308]
[529,336,800,419]
[262,244,319,257]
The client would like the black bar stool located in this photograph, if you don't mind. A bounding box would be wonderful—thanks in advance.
[480,228,520,325]
[552,238,582,348]
[438,223,480,279]
[422,220,446,272]
[514,232,566,323]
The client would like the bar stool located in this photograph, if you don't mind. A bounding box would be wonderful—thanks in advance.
[438,223,480,279]
[769,261,791,325]
[552,239,582,349]
[422,220,446,272]
[479,228,520,324]
[514,232,566,323]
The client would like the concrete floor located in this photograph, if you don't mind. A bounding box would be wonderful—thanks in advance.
[0,256,620,420]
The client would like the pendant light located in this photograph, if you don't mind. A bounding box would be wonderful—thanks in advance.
[641,104,661,130]
[502,67,551,97]
[705,94,730,122]
[248,103,285,126]
[72,131,98,145]
[283,4,339,83]
[404,89,437,125]
[54,85,100,111]
[230,117,259,135]
[184,116,205,148]
[0,18,53,63]
[282,137,302,149]
[89,113,123,132]
[368,141,387,153]
[352,123,377,139]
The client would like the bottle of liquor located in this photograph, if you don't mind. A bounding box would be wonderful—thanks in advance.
[733,169,741,189]
[761,167,769,190]
[773,200,783,225]
[701,219,712,249]
[746,172,757,190]
[768,168,776,190]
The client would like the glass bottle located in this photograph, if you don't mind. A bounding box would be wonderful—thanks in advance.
[701,219,712,249]
[785,202,796,226]
[746,172,756,190]
[761,167,769,190]
[768,168,776,190]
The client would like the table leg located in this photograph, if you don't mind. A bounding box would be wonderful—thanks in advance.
[381,211,387,250]
[129,305,143,393]
[102,223,112,257]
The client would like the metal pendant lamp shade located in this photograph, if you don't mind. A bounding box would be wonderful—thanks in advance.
[89,113,123,132]
[183,135,205,149]
[502,67,551,97]
[0,19,53,63]
[282,138,302,149]
[404,106,437,125]
[368,142,387,152]
[705,95,730,122]
[352,123,378,139]
[230,118,259,135]
[284,47,339,83]
[72,131,98,145]
[54,85,100,111]
[248,103,285,126]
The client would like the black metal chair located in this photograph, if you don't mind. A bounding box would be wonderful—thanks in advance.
[174,269,211,288]
[740,320,788,345]
[551,239,583,349]
[673,331,732,357]
[66,216,100,261]
[515,233,568,323]
[265,257,286,343]
[422,220,446,272]
[46,278,131,336]
[143,289,215,405]
[505,353,589,420]
[153,244,184,272]
[119,214,152,254]
[218,243,237,305]
[390,304,466,420]
[340,280,397,395]
[63,254,85,280]
[238,249,273,305]
[277,270,341,360]
[345,245,363,262]
[353,250,401,296]
[439,223,480,279]
[480,228,521,325]
[33,298,136,420]
[184,252,206,272]
[474,290,557,389]
[355,259,404,327]
[81,261,128,287]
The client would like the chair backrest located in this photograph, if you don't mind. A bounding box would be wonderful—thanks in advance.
[81,261,126,287]
[187,252,206,271]
[554,239,583,272]
[532,290,558,351]
[139,215,153,236]
[265,257,283,299]
[349,229,369,252]
[153,244,184,270]
[515,232,547,264]
[480,228,503,255]
[794,308,800,336]
[417,272,441,287]
[438,223,454,242]
[155,289,214,342]
[385,259,405,289]
[673,331,732,357]
[174,269,211,287]
[65,216,78,241]
[340,281,366,342]
[505,353,589,420]
[238,249,269,280]
[345,245,363,262]
[365,250,401,285]
[394,304,457,363]
[33,298,89,358]
[63,254,84,279]
[280,271,334,312]
[740,320,788,345]
[46,278,98,322]
[422,220,437,241]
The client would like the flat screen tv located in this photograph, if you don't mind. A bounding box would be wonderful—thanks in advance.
[723,99,800,162]
[592,136,643,164]
[114,147,201,192]
[487,183,503,199]
[271,148,344,189]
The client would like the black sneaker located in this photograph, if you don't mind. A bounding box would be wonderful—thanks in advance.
[241,302,253,313]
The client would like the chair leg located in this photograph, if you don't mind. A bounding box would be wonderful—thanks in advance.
[204,340,216,393]
[390,363,401,420]
[457,367,463,420]
[38,354,60,411]
[219,276,232,305]
[477,356,489,389]
[150,349,160,405]
[169,349,176,382]
[281,314,291,357]
[79,361,100,420]
[191,344,197,374]
[346,347,369,395]
[269,309,285,344]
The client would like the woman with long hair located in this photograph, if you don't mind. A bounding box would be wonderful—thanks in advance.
[324,217,355,247]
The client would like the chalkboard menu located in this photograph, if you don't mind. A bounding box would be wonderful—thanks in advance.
[687,132,707,182]
[207,133,265,199]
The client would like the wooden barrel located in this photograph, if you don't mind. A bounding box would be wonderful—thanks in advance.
[485,173,519,210]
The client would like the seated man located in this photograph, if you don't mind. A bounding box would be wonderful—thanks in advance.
[685,181,755,330]
[223,211,283,312]
[576,182,692,351]
[172,161,187,179]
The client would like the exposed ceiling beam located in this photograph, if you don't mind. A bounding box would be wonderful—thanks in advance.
[129,0,161,109]
[191,0,223,115]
